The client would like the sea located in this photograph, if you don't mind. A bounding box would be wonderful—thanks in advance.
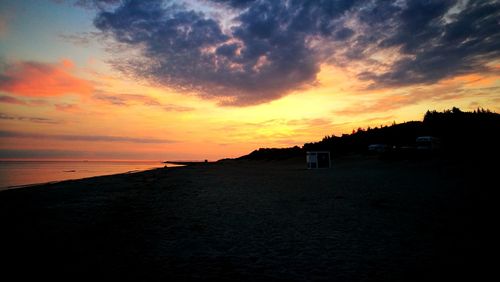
[0,161,170,190]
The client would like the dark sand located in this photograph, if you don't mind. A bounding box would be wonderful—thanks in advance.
[0,157,494,281]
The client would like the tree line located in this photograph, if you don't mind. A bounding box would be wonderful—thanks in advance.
[239,107,500,160]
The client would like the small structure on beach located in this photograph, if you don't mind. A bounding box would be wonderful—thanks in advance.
[306,151,331,169]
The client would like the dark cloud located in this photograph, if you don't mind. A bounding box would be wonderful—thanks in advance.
[0,95,49,106]
[92,0,500,104]
[0,113,61,124]
[77,0,121,5]
[209,0,256,9]
[358,0,500,88]
[0,95,27,105]
[93,0,359,105]
[333,27,354,41]
[0,130,174,144]
[93,92,193,111]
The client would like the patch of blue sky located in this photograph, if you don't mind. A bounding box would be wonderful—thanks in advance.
[0,0,105,66]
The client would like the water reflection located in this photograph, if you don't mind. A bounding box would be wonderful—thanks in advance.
[0,161,175,190]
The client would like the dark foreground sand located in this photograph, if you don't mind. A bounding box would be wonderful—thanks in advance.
[0,157,495,281]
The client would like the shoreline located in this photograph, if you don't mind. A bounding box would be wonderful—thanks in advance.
[163,160,210,166]
[0,161,188,191]
[0,166,179,192]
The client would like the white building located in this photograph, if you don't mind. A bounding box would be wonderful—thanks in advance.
[306,151,331,169]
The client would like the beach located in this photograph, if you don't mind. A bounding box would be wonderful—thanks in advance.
[0,157,493,281]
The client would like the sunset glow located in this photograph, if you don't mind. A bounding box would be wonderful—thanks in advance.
[1,0,499,161]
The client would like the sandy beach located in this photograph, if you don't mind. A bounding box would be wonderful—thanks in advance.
[0,157,493,281]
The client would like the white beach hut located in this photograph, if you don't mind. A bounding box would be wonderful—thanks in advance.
[306,151,331,169]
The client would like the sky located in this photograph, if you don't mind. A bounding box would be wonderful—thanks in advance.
[0,0,499,161]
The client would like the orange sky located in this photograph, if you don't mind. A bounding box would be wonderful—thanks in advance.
[1,0,499,161]
[2,58,498,161]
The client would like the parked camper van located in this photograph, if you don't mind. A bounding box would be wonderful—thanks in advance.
[368,144,389,153]
[416,136,441,150]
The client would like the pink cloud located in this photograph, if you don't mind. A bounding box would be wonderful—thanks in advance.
[0,60,93,97]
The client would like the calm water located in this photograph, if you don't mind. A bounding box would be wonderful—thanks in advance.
[0,161,169,190]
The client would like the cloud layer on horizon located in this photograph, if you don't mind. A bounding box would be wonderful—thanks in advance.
[0,130,174,144]
[89,0,500,106]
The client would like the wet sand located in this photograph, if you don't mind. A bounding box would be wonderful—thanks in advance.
[0,157,493,281]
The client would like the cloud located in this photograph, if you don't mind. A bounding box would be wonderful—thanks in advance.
[286,118,333,128]
[93,92,160,106]
[0,95,50,106]
[349,0,500,88]
[0,130,175,144]
[74,0,122,9]
[0,60,93,97]
[59,31,102,46]
[334,96,419,116]
[162,104,193,112]
[336,80,500,116]
[91,0,500,105]
[0,113,61,124]
[93,92,193,111]
[0,148,176,160]
[0,149,88,159]
[209,0,256,9]
[0,95,27,105]
[93,0,359,105]
[54,103,82,112]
